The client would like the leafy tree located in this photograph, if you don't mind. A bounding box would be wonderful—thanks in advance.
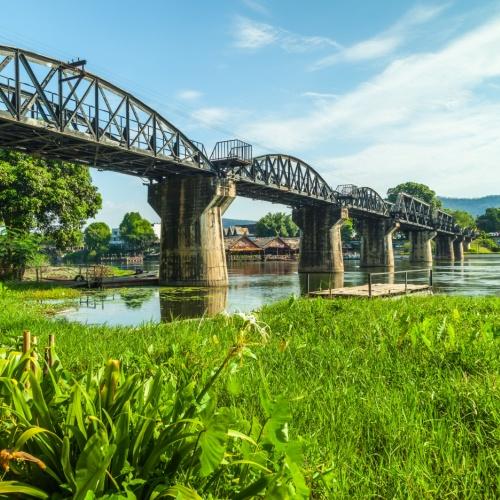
[445,209,476,229]
[119,212,157,252]
[387,182,442,208]
[341,219,355,241]
[476,208,500,232]
[84,222,111,256]
[0,228,42,280]
[255,212,299,237]
[0,149,101,249]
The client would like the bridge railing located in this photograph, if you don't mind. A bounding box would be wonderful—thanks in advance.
[210,139,252,164]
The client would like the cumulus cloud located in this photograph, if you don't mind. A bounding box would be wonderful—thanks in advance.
[238,15,500,196]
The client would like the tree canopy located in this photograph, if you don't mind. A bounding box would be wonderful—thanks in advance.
[445,209,476,229]
[119,212,157,251]
[84,222,111,256]
[255,212,299,237]
[387,182,442,208]
[0,228,42,280]
[476,208,500,233]
[0,149,102,249]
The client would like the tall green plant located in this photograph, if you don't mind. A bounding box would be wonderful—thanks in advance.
[0,338,308,498]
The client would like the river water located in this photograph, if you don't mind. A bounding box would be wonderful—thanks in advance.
[58,254,500,326]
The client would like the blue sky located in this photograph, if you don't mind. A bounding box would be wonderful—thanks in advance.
[1,0,499,226]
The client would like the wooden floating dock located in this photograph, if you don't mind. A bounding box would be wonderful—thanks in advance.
[309,283,432,299]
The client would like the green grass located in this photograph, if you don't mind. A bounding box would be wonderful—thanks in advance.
[0,288,499,498]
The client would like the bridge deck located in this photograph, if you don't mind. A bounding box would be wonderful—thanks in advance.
[309,283,432,298]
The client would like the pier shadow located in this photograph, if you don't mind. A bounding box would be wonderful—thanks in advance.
[159,286,228,322]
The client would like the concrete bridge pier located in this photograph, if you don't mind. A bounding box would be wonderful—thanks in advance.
[463,237,472,252]
[292,206,348,273]
[453,235,465,261]
[435,234,456,260]
[409,230,436,264]
[359,219,400,268]
[148,175,236,286]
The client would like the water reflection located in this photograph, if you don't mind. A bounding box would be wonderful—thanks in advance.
[299,272,344,294]
[57,254,499,326]
[159,287,227,322]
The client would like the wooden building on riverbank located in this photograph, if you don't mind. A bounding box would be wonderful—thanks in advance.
[224,235,299,261]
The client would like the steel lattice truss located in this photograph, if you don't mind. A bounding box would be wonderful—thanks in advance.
[0,46,211,178]
[344,187,390,217]
[217,153,340,206]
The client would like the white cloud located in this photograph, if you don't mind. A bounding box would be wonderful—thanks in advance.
[191,107,232,127]
[242,0,270,16]
[238,15,500,197]
[233,16,339,52]
[312,3,448,69]
[177,89,203,101]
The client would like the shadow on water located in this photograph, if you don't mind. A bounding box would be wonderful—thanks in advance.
[56,254,499,326]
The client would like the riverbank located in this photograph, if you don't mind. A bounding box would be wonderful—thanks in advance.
[0,286,498,497]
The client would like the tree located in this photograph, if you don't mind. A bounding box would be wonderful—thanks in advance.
[119,212,157,252]
[341,219,355,241]
[255,212,299,237]
[84,222,111,256]
[387,182,442,208]
[0,228,42,280]
[476,208,500,233]
[445,209,476,229]
[0,150,102,249]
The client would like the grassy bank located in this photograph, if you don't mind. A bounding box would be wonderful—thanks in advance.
[0,288,499,497]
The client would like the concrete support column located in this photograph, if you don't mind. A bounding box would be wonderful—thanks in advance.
[453,235,464,261]
[409,230,436,264]
[463,238,472,252]
[359,219,399,268]
[148,175,235,286]
[435,234,455,261]
[292,206,348,273]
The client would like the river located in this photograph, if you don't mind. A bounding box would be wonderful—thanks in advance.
[57,254,500,326]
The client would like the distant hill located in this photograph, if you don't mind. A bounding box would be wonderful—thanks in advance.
[439,195,500,216]
[222,218,257,228]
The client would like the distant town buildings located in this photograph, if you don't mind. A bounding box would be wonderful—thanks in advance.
[110,227,124,247]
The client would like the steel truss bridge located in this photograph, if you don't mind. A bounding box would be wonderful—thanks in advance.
[0,46,469,237]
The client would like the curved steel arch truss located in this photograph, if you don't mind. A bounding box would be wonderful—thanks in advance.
[346,187,390,217]
[219,153,339,205]
[0,46,211,178]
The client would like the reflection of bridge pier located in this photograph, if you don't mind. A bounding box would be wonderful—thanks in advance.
[159,287,227,322]
[292,206,348,273]
[358,219,399,268]
[148,175,235,286]
[299,272,344,294]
